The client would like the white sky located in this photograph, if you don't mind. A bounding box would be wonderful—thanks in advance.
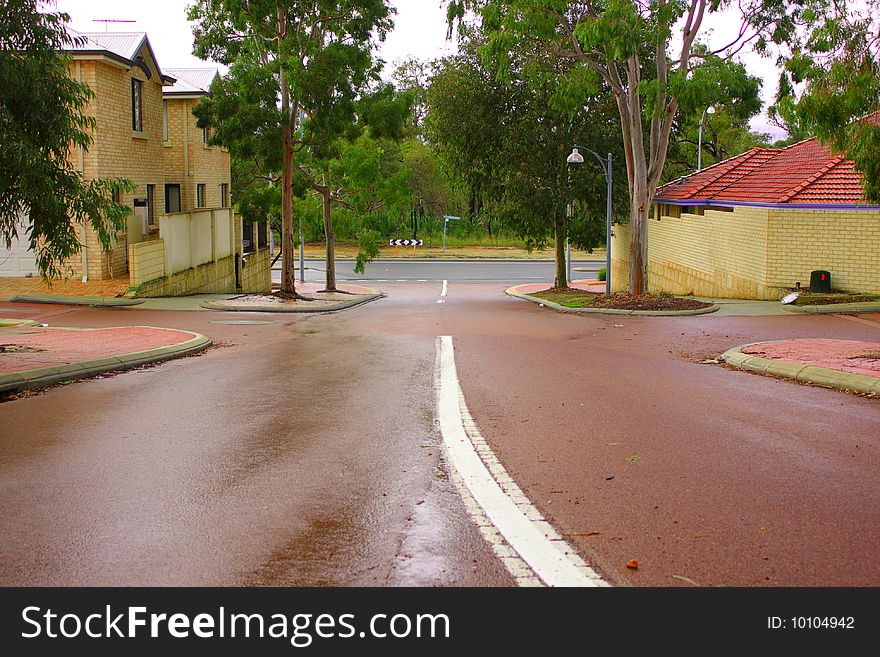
[50,0,785,139]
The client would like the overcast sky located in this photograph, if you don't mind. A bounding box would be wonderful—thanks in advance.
[51,0,785,139]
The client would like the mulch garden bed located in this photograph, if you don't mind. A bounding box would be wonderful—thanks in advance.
[532,288,714,311]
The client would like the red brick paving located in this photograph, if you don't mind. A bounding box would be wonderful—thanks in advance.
[0,277,130,300]
[742,339,880,378]
[0,326,197,374]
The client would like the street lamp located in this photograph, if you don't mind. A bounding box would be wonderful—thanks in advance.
[567,146,613,295]
[697,105,715,172]
[564,149,584,285]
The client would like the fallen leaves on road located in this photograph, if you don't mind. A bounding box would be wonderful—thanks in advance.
[672,574,699,586]
[625,454,643,463]
[562,531,601,537]
[625,560,639,570]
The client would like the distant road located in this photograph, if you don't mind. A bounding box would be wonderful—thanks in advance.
[272,258,603,285]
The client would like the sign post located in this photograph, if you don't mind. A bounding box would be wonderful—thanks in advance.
[442,215,461,255]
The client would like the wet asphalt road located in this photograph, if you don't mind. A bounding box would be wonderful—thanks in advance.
[0,279,879,587]
[279,258,602,285]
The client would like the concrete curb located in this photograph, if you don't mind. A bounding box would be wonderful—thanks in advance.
[0,319,41,327]
[782,302,880,315]
[505,287,720,317]
[9,294,145,307]
[0,327,212,393]
[200,291,384,313]
[720,340,880,396]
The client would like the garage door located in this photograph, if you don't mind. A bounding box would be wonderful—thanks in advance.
[0,217,39,277]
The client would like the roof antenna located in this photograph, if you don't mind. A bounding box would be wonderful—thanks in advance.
[92,19,136,32]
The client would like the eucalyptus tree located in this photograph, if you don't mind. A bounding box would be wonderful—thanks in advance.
[189,0,392,294]
[428,37,623,287]
[0,0,131,279]
[446,0,820,294]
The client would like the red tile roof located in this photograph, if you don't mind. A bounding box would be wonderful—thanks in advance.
[656,129,876,207]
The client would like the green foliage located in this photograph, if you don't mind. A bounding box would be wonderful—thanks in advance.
[189,0,394,290]
[771,1,880,201]
[665,51,769,178]
[354,228,381,274]
[0,0,132,279]
[597,267,606,282]
[427,31,624,259]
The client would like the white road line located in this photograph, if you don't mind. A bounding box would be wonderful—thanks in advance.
[441,280,448,297]
[437,300,445,304]
[417,279,428,282]
[435,336,607,588]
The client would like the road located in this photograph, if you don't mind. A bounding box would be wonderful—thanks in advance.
[1,263,879,587]
[274,258,602,285]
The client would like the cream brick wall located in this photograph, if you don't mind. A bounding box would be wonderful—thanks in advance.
[612,204,880,299]
[163,97,230,213]
[64,51,167,281]
[128,239,166,287]
[766,209,880,293]
[240,248,272,294]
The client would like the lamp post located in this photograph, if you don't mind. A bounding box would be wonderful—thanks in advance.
[568,146,613,295]
[697,105,715,172]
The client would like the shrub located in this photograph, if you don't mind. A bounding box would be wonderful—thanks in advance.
[597,267,606,282]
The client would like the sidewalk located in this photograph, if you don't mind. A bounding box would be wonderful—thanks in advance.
[201,282,383,313]
[0,324,211,393]
[0,277,130,301]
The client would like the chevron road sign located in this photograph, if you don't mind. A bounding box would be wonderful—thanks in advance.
[389,239,424,247]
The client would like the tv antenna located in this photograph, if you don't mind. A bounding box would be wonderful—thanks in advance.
[92,19,136,32]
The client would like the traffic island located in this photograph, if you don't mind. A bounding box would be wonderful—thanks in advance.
[507,282,719,316]
[202,283,384,313]
[0,325,211,393]
[720,339,880,395]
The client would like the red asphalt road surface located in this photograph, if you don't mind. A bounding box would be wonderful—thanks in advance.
[0,326,199,373]
[0,290,878,587]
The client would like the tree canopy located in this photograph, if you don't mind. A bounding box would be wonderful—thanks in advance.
[444,0,845,294]
[189,0,393,293]
[0,0,130,279]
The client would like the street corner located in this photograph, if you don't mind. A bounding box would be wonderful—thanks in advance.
[720,338,880,396]
[505,282,720,316]
[0,325,212,394]
[201,283,385,313]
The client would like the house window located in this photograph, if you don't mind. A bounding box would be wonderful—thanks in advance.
[146,185,155,225]
[220,183,229,208]
[165,184,181,213]
[131,79,143,132]
[197,184,206,208]
[162,100,168,141]
[203,126,210,144]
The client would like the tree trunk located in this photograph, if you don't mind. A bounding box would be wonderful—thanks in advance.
[321,186,336,292]
[554,208,567,289]
[278,11,297,297]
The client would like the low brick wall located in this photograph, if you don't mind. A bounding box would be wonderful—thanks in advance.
[241,247,272,294]
[612,205,880,299]
[129,239,166,287]
[129,255,236,297]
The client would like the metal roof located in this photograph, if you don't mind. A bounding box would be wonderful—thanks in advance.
[67,30,148,61]
[164,68,218,95]
[65,30,175,84]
